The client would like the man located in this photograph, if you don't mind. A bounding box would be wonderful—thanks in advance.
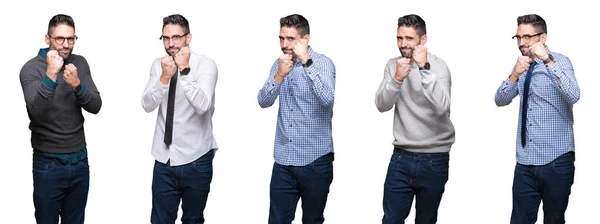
[494,14,580,224]
[141,14,218,224]
[19,14,102,224]
[257,14,336,224]
[375,14,454,224]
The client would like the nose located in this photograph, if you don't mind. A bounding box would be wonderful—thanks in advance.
[62,40,70,48]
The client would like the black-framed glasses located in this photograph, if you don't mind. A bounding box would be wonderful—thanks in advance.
[159,33,189,43]
[512,33,543,42]
[50,35,78,45]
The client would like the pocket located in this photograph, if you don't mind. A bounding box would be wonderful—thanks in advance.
[552,159,575,175]
[311,157,333,173]
[33,159,55,173]
[193,151,214,172]
[429,159,449,173]
[389,154,402,164]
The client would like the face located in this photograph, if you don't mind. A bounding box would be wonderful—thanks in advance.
[515,24,546,56]
[397,26,426,58]
[279,26,308,56]
[162,24,191,56]
[45,24,76,59]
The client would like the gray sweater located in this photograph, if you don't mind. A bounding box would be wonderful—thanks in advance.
[375,52,455,153]
[20,48,102,153]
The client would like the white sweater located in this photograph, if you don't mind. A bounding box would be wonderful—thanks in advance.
[375,52,455,153]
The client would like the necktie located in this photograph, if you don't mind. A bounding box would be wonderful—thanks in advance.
[521,61,537,147]
[164,70,178,146]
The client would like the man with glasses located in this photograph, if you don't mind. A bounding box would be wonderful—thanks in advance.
[495,14,580,224]
[375,14,454,224]
[19,14,102,224]
[141,14,218,224]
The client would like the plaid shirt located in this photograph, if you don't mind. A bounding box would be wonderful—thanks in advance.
[495,46,580,165]
[258,47,336,166]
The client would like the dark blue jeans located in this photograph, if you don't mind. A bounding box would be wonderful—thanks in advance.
[269,153,334,224]
[151,150,214,224]
[511,151,575,224]
[32,152,90,224]
[383,148,449,224]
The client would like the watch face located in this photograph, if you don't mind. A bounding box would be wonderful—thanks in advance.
[425,62,430,70]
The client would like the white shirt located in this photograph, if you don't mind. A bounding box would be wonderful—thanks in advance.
[142,50,218,166]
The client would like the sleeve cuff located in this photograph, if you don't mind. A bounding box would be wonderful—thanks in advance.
[43,75,58,90]
[76,83,87,98]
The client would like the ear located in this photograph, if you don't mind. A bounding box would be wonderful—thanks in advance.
[420,34,428,45]
[541,33,547,45]
[303,34,310,43]
[186,33,192,46]
[45,34,51,46]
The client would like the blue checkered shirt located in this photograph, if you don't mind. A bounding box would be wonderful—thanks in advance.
[495,46,580,165]
[258,46,336,166]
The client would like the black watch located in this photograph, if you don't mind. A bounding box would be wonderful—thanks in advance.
[419,62,430,70]
[73,84,82,95]
[180,67,191,75]
[543,54,554,64]
[302,58,313,68]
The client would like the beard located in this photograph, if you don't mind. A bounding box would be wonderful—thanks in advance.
[399,47,413,58]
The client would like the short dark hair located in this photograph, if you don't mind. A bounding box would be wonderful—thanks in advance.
[397,14,426,37]
[517,14,547,34]
[163,14,190,33]
[47,14,75,36]
[280,14,310,36]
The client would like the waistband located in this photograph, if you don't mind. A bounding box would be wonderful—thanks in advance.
[33,148,87,164]
[394,147,449,159]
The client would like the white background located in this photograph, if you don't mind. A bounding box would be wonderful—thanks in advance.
[1,0,598,223]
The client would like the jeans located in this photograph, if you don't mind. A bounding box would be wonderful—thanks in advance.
[151,150,215,224]
[32,151,90,224]
[511,151,575,224]
[382,148,450,224]
[269,153,334,224]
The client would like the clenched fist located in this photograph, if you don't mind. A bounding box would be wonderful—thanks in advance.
[292,39,310,63]
[173,46,190,69]
[46,50,64,81]
[394,57,411,83]
[512,56,533,78]
[160,56,177,85]
[274,53,293,83]
[412,45,428,68]
[63,64,80,89]
[529,42,551,63]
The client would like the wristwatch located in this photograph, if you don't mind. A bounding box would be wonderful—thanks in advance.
[302,58,313,68]
[73,84,82,95]
[180,67,191,75]
[543,54,554,64]
[419,62,430,70]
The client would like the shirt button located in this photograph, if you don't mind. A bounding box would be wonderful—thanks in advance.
[289,140,292,142]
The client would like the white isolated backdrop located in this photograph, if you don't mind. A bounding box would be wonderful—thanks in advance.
[1,0,598,223]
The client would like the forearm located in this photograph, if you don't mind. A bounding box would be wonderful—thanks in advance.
[547,62,580,104]
[22,73,57,118]
[494,78,518,106]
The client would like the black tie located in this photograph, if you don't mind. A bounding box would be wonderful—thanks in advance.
[521,61,537,147]
[164,70,178,146]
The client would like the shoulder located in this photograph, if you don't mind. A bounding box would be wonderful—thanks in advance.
[427,52,447,66]
[191,51,217,68]
[311,50,335,70]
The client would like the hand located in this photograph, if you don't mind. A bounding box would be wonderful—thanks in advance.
[160,56,177,85]
[529,42,552,63]
[292,39,310,63]
[173,46,190,69]
[394,57,411,82]
[512,56,533,77]
[274,53,293,83]
[63,64,80,89]
[412,45,428,68]
[46,50,64,81]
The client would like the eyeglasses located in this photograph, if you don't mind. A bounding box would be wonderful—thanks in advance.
[50,35,78,45]
[159,33,189,43]
[512,33,543,42]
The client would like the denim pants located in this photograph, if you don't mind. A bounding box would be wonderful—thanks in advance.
[151,150,215,224]
[511,151,575,224]
[32,152,90,224]
[382,148,450,224]
[269,153,334,224]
